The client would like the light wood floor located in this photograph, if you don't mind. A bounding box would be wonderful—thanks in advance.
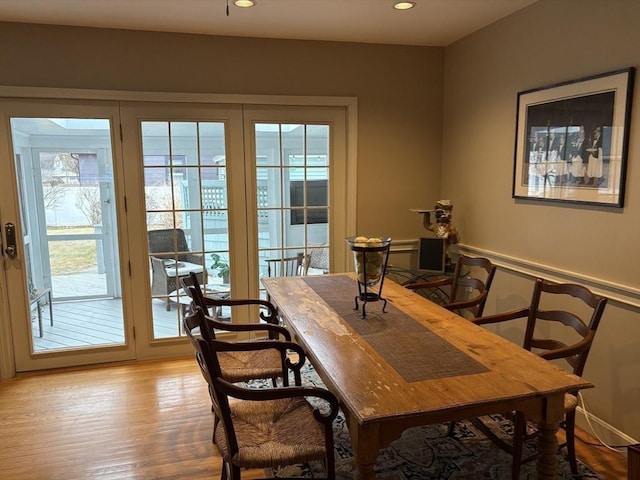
[0,358,628,480]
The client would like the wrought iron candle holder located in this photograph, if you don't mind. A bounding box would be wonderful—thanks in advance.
[346,236,392,318]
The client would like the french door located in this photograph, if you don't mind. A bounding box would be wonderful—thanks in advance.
[0,100,135,371]
[119,102,251,350]
[121,103,349,346]
[1,97,350,372]
[243,106,349,296]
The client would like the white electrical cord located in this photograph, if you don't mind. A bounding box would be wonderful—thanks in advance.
[577,391,627,453]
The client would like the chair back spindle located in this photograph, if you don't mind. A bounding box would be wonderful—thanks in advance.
[406,254,496,318]
[469,277,608,479]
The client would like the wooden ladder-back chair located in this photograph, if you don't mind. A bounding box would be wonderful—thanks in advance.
[405,254,497,318]
[181,272,306,386]
[469,278,608,479]
[185,306,339,480]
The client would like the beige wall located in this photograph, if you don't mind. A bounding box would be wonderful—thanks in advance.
[0,21,444,239]
[443,0,639,440]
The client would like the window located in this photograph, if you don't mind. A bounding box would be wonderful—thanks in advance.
[290,179,328,225]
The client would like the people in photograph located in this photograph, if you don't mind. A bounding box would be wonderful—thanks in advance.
[530,131,547,163]
[568,126,587,184]
[547,131,560,157]
[557,133,567,161]
[553,133,568,185]
[585,126,604,187]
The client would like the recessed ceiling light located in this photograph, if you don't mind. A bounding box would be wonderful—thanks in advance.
[234,0,256,7]
[393,1,416,10]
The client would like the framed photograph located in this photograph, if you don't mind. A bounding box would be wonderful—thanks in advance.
[513,68,634,207]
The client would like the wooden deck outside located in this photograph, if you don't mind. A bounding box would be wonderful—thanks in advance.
[27,261,311,351]
[30,298,182,351]
[30,271,186,351]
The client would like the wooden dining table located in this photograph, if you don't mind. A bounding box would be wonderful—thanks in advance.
[262,273,592,480]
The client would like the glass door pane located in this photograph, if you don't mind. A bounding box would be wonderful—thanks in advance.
[5,113,130,365]
[255,123,331,294]
[141,120,231,338]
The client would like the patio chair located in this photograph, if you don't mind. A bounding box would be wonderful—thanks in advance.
[468,278,608,479]
[185,306,339,480]
[266,252,311,277]
[404,254,496,319]
[147,228,205,310]
[308,244,330,274]
[181,272,306,386]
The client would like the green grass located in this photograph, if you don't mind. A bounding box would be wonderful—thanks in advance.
[47,227,99,275]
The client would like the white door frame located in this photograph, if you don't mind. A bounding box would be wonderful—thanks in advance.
[0,99,136,373]
[0,87,357,379]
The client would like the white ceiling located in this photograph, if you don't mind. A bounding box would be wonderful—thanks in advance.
[0,0,537,47]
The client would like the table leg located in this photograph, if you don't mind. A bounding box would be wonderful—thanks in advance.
[348,416,379,480]
[535,394,564,479]
[536,421,559,478]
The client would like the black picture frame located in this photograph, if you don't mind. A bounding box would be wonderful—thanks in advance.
[512,68,634,207]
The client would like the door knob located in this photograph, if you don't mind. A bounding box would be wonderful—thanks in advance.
[4,222,17,259]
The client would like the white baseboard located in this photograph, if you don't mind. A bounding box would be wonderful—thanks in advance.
[576,405,638,454]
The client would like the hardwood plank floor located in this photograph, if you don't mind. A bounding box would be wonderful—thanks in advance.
[0,358,628,480]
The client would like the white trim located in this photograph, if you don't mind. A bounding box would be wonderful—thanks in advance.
[0,85,358,273]
[389,238,418,254]
[0,278,16,380]
[0,85,356,108]
[387,239,640,308]
[576,406,638,450]
[0,86,359,374]
[458,243,640,309]
[344,99,358,271]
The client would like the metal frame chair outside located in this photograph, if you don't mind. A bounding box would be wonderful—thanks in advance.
[266,252,311,277]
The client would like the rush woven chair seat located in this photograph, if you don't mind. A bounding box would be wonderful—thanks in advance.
[214,393,332,471]
[185,306,339,480]
[467,278,608,479]
[214,349,286,384]
[182,272,306,386]
[405,254,496,319]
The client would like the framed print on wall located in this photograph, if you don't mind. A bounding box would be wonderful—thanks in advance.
[512,67,634,207]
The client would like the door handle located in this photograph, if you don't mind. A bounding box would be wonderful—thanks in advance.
[4,222,17,259]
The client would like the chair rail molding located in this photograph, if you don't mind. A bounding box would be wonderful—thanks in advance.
[388,238,417,254]
[458,243,640,309]
[393,239,639,448]
[389,239,639,309]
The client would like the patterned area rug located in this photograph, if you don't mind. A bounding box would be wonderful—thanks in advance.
[255,364,603,480]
